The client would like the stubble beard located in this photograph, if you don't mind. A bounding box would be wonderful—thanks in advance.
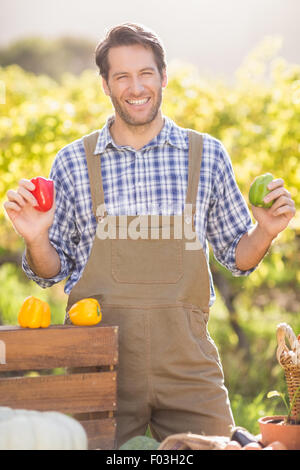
[110,88,163,129]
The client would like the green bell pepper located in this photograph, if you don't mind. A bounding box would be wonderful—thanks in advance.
[249,173,274,208]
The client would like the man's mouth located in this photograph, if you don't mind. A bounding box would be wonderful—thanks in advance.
[126,97,150,106]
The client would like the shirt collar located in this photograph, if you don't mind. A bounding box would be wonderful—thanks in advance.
[93,115,188,155]
[146,116,188,150]
[94,116,115,154]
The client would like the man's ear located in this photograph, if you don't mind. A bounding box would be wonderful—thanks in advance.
[102,77,110,96]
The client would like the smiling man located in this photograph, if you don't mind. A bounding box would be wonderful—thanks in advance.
[4,23,295,449]
[98,33,167,150]
[103,44,166,127]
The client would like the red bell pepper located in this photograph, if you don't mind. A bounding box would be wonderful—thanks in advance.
[30,177,54,212]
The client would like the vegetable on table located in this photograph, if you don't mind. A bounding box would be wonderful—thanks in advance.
[262,441,287,450]
[224,440,242,450]
[0,407,87,450]
[18,296,51,328]
[224,440,287,450]
[30,176,54,212]
[242,442,262,450]
[248,173,274,208]
[68,298,102,326]
[119,435,160,450]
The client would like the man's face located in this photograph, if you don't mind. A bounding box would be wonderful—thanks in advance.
[103,44,167,127]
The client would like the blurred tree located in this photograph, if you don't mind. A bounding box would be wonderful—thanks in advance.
[0,36,97,81]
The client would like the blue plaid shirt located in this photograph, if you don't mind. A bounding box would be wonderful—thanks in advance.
[22,115,255,305]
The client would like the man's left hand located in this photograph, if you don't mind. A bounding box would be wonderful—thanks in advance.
[251,178,296,239]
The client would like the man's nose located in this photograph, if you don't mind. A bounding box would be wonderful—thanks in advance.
[129,77,145,95]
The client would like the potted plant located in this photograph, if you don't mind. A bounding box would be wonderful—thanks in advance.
[258,323,300,450]
[258,387,300,450]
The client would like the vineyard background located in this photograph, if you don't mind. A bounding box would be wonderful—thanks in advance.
[0,35,299,434]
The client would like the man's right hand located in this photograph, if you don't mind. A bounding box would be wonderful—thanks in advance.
[3,178,55,244]
[4,179,61,279]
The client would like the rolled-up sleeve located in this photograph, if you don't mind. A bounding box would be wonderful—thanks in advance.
[22,149,79,287]
[207,142,256,276]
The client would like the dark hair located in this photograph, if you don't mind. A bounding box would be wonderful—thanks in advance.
[95,23,166,81]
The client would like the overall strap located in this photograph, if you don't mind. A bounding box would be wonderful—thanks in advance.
[185,130,204,212]
[83,131,106,218]
[83,128,203,218]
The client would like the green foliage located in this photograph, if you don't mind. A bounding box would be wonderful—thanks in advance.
[119,435,160,450]
[267,390,290,415]
[267,386,300,423]
[230,392,278,435]
[209,295,300,433]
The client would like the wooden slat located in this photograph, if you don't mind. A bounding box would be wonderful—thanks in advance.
[79,418,116,450]
[0,325,118,371]
[0,371,117,414]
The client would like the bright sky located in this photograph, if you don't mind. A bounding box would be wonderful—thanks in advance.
[1,0,299,79]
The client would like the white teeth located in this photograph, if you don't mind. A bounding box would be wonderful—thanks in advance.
[127,98,149,105]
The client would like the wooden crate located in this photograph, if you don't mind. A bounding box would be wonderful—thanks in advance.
[0,324,118,450]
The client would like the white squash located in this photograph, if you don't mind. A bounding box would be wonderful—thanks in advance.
[0,407,88,450]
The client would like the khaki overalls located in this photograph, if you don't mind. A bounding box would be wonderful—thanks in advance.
[65,129,234,448]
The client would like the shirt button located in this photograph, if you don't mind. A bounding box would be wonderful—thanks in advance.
[138,181,143,187]
[185,216,192,224]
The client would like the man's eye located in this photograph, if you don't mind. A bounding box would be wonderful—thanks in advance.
[117,75,127,80]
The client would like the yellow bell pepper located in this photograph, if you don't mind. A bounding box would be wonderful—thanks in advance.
[18,296,51,328]
[68,298,102,326]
